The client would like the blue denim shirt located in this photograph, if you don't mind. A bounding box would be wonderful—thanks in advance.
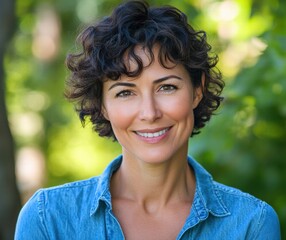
[15,155,280,239]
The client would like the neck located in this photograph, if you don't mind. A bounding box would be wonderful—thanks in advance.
[110,148,195,214]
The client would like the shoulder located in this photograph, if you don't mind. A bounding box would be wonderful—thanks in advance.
[213,181,281,239]
[213,181,272,211]
[15,157,122,239]
[20,156,122,215]
[15,176,102,239]
[213,181,261,204]
[31,176,100,209]
[20,176,101,221]
[40,176,100,195]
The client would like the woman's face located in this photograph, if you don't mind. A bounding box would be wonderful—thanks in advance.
[102,46,202,165]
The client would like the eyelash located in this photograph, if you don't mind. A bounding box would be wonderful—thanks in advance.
[115,90,133,98]
[159,84,178,92]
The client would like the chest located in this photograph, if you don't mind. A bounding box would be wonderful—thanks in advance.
[111,199,192,240]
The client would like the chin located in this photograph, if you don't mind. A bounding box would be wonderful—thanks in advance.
[137,151,178,165]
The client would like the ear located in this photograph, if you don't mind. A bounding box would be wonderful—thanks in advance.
[192,73,205,109]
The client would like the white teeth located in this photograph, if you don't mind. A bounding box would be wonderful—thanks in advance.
[137,128,168,138]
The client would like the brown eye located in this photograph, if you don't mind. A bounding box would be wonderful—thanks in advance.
[159,84,177,92]
[115,90,133,98]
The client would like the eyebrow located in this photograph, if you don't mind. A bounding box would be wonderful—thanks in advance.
[108,75,182,91]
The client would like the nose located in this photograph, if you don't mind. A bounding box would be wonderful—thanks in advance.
[138,95,162,122]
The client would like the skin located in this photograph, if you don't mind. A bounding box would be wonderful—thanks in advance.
[102,45,203,240]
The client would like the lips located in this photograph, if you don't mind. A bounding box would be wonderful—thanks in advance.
[135,127,171,138]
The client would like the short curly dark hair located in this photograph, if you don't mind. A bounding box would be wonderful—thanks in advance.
[65,0,224,140]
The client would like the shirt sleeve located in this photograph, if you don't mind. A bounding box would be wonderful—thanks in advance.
[252,202,281,240]
[15,190,49,240]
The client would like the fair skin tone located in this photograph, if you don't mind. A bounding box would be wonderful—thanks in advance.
[102,46,203,240]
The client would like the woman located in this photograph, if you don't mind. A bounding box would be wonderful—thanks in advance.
[15,1,280,239]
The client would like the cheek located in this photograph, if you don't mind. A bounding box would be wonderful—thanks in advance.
[105,103,135,131]
[164,96,194,121]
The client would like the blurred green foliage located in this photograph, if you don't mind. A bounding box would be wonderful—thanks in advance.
[5,0,285,237]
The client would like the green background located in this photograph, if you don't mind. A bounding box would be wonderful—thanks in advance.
[4,0,286,237]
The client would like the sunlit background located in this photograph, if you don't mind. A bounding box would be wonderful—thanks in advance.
[3,0,286,236]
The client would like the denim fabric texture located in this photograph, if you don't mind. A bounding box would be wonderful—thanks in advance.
[15,155,281,239]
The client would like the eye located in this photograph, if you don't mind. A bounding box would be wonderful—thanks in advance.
[115,90,134,98]
[159,84,178,93]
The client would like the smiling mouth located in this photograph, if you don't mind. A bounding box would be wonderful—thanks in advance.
[135,127,171,138]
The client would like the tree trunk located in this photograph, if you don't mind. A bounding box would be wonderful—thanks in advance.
[0,0,22,239]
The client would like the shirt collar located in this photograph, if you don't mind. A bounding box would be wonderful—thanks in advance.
[187,156,230,220]
[90,155,231,219]
[90,155,122,216]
